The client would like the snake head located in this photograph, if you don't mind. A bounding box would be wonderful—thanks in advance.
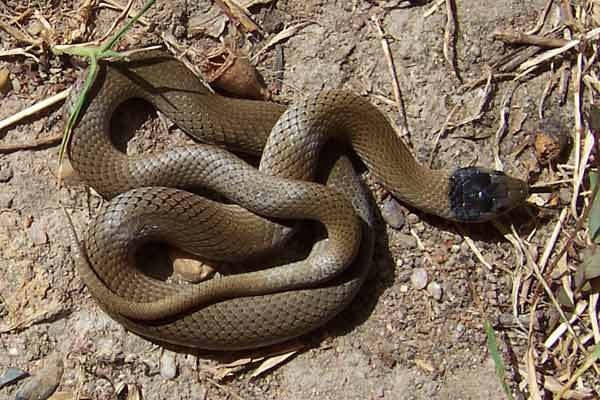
[448,167,529,222]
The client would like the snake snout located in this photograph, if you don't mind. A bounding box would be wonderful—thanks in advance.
[449,167,529,222]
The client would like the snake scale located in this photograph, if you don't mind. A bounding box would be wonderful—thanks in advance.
[67,51,528,350]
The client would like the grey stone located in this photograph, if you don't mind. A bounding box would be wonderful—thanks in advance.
[160,351,178,380]
[426,281,443,301]
[395,233,417,249]
[15,354,63,400]
[0,162,13,182]
[411,268,428,290]
[380,196,405,229]
[28,221,48,245]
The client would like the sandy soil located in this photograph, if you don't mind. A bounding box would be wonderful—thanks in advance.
[0,0,582,399]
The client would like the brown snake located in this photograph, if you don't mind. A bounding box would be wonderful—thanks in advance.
[67,51,528,350]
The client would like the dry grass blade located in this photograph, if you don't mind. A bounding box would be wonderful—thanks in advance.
[518,27,600,72]
[556,345,600,399]
[370,15,409,140]
[252,21,313,60]
[0,88,70,131]
[443,0,461,81]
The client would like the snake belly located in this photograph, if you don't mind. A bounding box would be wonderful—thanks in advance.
[68,51,527,350]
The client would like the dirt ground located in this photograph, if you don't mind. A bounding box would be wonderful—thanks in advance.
[0,0,595,399]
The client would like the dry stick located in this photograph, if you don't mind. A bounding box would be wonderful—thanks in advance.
[571,50,584,218]
[423,0,446,18]
[493,31,569,48]
[526,0,555,35]
[498,46,544,74]
[97,0,135,43]
[370,15,410,143]
[443,0,461,82]
[0,88,70,131]
[428,104,459,168]
[558,62,570,105]
[0,132,63,153]
[493,80,520,171]
[538,68,557,119]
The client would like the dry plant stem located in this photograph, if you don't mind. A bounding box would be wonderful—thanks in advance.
[0,88,70,131]
[493,31,569,48]
[538,208,569,274]
[538,68,557,118]
[428,105,459,168]
[590,293,600,344]
[518,27,600,72]
[0,132,63,153]
[493,80,520,171]
[97,0,135,43]
[99,0,151,26]
[526,298,543,399]
[370,15,410,142]
[444,0,461,82]
[497,46,543,73]
[571,51,584,218]
[526,0,555,35]
[558,62,570,105]
[423,0,446,18]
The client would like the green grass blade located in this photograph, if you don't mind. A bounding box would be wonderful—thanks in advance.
[484,320,514,400]
[55,0,156,178]
[100,0,156,53]
[57,60,99,172]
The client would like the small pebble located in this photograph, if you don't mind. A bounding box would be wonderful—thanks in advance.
[395,233,417,249]
[380,197,405,229]
[15,354,63,400]
[375,386,385,397]
[28,221,48,245]
[0,68,11,94]
[399,284,409,293]
[0,367,29,389]
[558,187,571,204]
[426,281,443,301]
[169,247,215,283]
[410,268,428,290]
[396,268,412,283]
[406,213,419,224]
[160,351,178,380]
[453,323,466,341]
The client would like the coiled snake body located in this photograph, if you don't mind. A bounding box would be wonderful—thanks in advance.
[68,51,527,350]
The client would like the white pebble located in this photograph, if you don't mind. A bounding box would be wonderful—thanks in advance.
[410,268,428,290]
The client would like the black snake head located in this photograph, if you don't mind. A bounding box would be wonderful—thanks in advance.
[449,167,529,222]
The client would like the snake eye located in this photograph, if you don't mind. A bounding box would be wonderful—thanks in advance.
[449,167,528,222]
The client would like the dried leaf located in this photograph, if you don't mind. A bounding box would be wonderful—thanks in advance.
[250,350,297,378]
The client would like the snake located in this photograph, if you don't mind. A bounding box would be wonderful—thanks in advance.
[67,50,528,350]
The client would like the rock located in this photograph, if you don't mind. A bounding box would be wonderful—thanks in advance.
[0,162,13,182]
[0,367,29,389]
[453,323,466,341]
[396,268,412,283]
[0,68,11,94]
[0,190,14,208]
[395,233,417,249]
[410,268,428,290]
[380,196,405,229]
[169,247,215,283]
[160,351,177,380]
[28,221,48,245]
[426,281,443,301]
[15,354,63,400]
[406,213,419,225]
